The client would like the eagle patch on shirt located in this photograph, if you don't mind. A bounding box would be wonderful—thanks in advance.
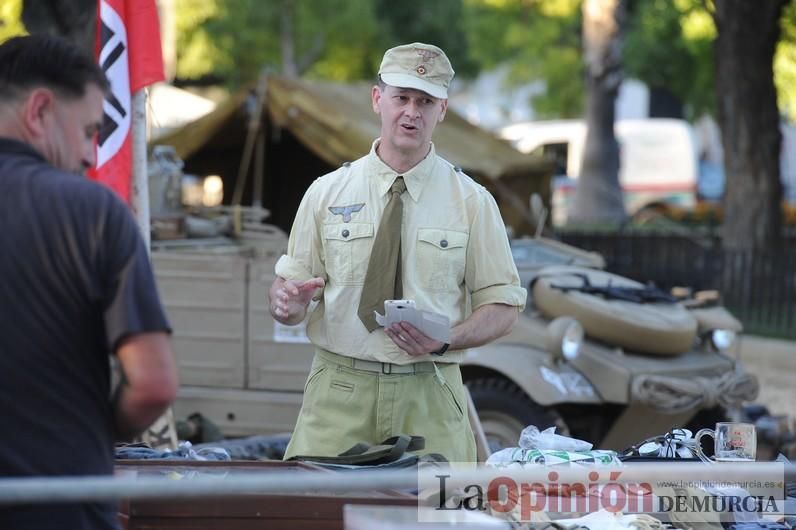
[328,203,365,223]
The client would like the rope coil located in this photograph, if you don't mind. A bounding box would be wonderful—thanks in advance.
[631,370,760,414]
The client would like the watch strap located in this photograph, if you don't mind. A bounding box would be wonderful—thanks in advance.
[431,343,450,356]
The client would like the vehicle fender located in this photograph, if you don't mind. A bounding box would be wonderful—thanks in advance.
[460,343,601,406]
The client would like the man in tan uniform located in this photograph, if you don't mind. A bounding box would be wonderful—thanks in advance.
[270,42,526,462]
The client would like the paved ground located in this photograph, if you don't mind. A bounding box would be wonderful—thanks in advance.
[738,335,796,422]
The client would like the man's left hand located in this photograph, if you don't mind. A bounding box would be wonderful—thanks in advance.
[385,322,445,357]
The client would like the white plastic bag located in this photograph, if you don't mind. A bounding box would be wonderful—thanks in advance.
[519,425,592,452]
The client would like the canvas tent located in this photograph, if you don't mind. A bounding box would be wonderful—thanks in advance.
[151,76,551,234]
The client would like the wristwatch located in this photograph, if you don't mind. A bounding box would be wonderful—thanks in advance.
[431,343,450,356]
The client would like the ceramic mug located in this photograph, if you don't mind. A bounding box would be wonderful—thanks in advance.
[695,422,757,462]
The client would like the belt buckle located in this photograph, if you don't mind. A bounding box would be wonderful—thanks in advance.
[381,362,392,375]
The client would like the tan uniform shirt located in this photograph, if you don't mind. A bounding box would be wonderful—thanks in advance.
[275,140,526,364]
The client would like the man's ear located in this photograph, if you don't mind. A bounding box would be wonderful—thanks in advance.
[438,99,448,122]
[22,88,55,139]
[372,85,382,114]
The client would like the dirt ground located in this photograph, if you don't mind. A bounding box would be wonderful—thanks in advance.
[738,335,796,422]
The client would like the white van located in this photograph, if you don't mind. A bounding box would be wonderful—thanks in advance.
[500,119,699,225]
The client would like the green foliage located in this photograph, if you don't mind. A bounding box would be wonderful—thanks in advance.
[460,0,717,120]
[624,0,714,119]
[462,0,584,118]
[172,0,796,122]
[374,0,477,77]
[0,0,27,44]
[776,1,796,122]
[175,0,383,86]
[175,0,227,80]
[306,0,385,81]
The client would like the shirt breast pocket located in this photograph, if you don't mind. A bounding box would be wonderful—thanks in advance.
[323,223,374,285]
[416,228,468,292]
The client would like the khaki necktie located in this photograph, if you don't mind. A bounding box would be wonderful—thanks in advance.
[358,176,406,332]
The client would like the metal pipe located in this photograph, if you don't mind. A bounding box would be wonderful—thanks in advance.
[0,463,792,505]
[128,88,178,451]
[130,89,151,253]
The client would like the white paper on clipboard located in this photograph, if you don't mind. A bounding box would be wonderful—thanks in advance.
[374,299,450,343]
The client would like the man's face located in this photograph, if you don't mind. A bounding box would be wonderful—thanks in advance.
[372,84,447,156]
[43,84,104,174]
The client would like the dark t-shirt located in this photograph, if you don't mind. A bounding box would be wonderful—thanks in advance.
[0,138,171,529]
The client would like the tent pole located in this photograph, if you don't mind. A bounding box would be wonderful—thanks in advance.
[232,70,269,208]
[253,128,265,208]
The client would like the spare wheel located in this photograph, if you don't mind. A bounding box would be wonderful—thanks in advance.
[532,266,697,356]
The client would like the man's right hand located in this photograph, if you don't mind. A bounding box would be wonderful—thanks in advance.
[270,276,325,325]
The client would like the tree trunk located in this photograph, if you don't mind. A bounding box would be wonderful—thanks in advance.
[280,0,298,78]
[569,0,628,225]
[713,0,786,252]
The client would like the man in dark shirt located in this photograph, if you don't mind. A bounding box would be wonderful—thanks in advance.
[0,34,178,529]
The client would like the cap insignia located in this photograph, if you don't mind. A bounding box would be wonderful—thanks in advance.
[415,48,440,63]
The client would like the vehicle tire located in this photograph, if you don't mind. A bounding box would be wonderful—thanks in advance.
[466,377,566,453]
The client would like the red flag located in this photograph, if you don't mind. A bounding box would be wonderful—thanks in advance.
[87,0,165,201]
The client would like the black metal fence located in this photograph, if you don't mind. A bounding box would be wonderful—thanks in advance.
[556,230,796,339]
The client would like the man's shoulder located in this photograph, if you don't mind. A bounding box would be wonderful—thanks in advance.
[433,155,487,193]
[50,170,126,212]
[21,167,133,232]
[312,156,367,189]
[1,152,119,206]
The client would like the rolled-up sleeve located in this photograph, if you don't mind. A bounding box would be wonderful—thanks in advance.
[465,189,527,311]
[275,179,326,282]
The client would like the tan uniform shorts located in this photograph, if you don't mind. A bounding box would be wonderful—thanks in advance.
[283,349,477,463]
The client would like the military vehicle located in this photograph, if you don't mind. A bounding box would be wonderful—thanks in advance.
[149,149,757,452]
[467,237,757,451]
